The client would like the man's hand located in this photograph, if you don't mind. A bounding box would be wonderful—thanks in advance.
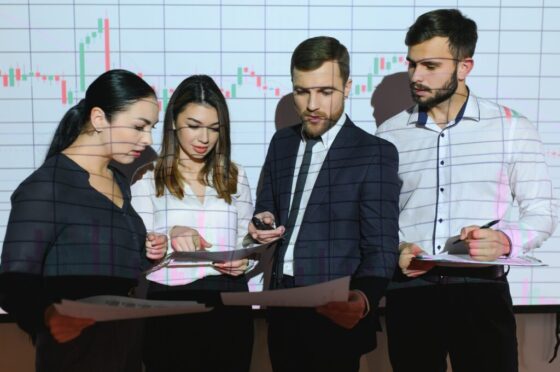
[399,242,435,277]
[44,306,95,343]
[315,290,367,329]
[146,233,167,260]
[248,211,285,243]
[213,259,248,276]
[460,226,511,261]
[169,226,212,252]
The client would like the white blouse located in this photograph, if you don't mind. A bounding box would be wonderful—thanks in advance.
[131,165,254,287]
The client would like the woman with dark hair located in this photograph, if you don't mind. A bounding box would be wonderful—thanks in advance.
[0,69,159,371]
[131,75,254,372]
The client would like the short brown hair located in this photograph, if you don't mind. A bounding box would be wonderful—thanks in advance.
[406,9,477,60]
[290,36,350,84]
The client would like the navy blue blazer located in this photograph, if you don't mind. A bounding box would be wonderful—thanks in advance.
[256,116,401,311]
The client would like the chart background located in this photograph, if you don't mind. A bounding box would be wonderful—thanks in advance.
[1,0,559,307]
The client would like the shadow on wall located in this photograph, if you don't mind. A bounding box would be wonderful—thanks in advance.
[371,72,414,127]
[274,93,300,131]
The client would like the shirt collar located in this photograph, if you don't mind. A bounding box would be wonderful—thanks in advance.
[300,112,346,150]
[406,89,481,127]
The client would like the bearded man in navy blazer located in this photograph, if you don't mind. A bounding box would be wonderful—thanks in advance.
[249,36,401,372]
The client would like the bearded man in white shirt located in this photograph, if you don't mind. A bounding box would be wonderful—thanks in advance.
[376,9,557,372]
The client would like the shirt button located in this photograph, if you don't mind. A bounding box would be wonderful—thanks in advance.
[437,245,441,250]
[438,218,443,223]
[440,187,444,192]
[440,133,445,138]
[440,160,445,165]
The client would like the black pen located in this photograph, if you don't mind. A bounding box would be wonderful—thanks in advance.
[452,219,500,244]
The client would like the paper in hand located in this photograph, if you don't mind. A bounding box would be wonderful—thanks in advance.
[147,237,280,273]
[54,296,212,321]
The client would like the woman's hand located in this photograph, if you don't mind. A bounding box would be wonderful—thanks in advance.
[213,259,248,276]
[169,226,212,252]
[44,306,95,343]
[146,233,167,260]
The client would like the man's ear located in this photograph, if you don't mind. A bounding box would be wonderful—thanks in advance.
[457,58,474,82]
[344,78,352,98]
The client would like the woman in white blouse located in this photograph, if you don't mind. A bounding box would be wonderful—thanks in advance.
[131,75,254,372]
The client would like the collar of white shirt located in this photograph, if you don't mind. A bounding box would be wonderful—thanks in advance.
[405,90,481,127]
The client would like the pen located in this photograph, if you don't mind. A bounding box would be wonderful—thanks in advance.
[452,219,500,244]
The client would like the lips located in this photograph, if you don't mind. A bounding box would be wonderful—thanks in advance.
[193,145,208,154]
[412,84,430,95]
[306,115,324,124]
[130,149,143,158]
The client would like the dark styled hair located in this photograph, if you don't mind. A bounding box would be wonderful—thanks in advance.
[155,75,238,203]
[290,36,350,84]
[46,69,156,159]
[405,9,478,60]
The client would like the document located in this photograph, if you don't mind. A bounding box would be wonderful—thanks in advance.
[221,276,350,307]
[414,234,547,267]
[147,238,280,273]
[54,296,212,321]
[414,254,546,267]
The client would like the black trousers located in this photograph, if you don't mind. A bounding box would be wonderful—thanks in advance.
[143,275,254,372]
[385,278,518,372]
[35,319,143,372]
[267,276,372,372]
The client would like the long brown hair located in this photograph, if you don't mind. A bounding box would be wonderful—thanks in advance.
[155,75,238,203]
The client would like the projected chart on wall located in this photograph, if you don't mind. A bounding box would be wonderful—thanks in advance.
[0,1,559,309]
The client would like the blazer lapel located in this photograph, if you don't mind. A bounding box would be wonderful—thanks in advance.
[301,117,360,221]
[277,125,303,226]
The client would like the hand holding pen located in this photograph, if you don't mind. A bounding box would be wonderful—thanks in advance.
[455,219,512,261]
[453,219,500,244]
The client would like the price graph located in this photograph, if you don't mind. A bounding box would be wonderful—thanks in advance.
[0,0,559,306]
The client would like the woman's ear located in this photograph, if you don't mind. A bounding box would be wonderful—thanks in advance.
[89,107,106,133]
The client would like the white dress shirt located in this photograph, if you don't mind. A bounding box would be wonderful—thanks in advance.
[376,92,557,258]
[283,113,346,276]
[131,165,254,287]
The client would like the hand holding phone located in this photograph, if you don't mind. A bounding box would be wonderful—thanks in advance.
[251,216,274,230]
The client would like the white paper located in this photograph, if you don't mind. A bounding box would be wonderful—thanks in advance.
[147,238,280,273]
[54,296,212,321]
[415,254,546,267]
[221,276,350,307]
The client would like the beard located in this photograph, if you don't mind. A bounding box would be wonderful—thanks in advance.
[410,69,458,109]
[301,107,343,139]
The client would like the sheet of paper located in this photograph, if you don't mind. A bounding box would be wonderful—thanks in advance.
[147,238,280,274]
[415,254,546,267]
[221,276,350,307]
[54,296,212,321]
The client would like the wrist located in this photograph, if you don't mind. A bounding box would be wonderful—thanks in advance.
[352,290,370,318]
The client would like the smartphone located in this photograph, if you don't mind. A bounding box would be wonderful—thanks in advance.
[251,216,274,230]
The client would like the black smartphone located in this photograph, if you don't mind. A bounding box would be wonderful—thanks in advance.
[251,216,274,230]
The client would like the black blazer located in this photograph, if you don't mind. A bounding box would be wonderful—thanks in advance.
[256,116,401,314]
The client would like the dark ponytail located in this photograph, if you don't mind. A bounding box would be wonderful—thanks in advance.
[46,99,86,159]
[46,69,156,160]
